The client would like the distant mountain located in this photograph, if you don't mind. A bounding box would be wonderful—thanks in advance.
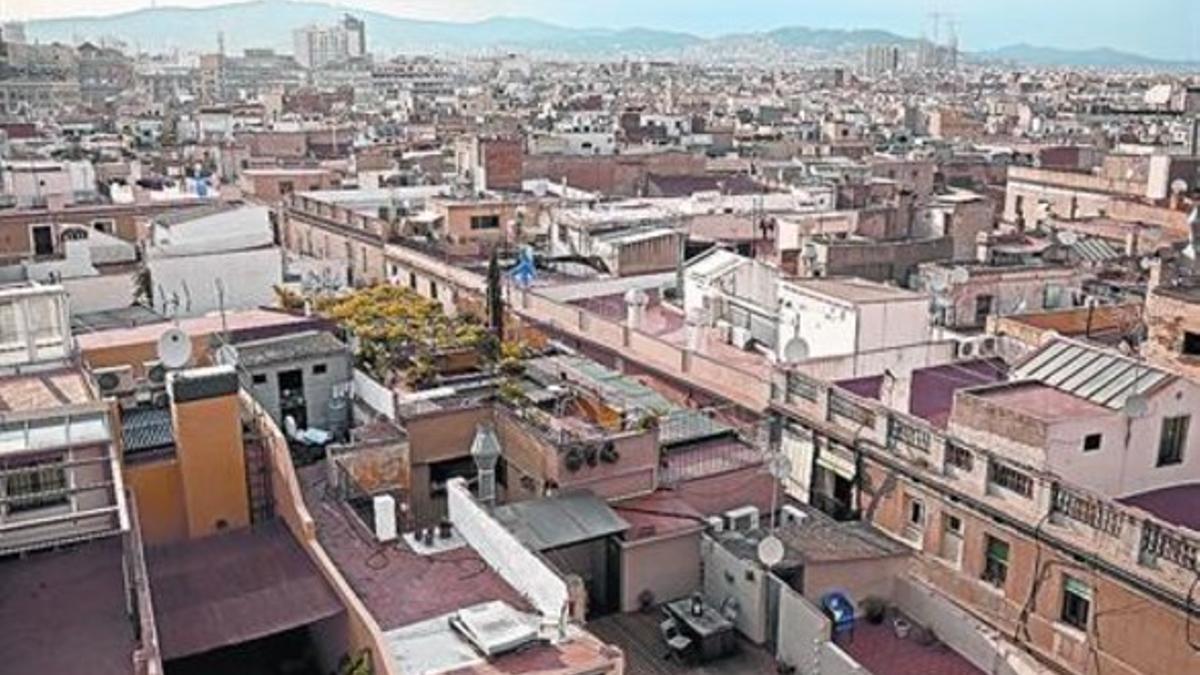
[20,0,1190,69]
[979,43,1198,69]
[21,0,702,56]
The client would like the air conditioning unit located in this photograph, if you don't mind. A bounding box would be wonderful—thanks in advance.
[978,336,999,357]
[705,516,725,533]
[143,360,167,386]
[94,366,135,396]
[956,339,977,359]
[730,326,753,350]
[780,504,809,527]
[723,505,761,532]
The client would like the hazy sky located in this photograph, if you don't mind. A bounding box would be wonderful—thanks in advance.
[1,0,1198,60]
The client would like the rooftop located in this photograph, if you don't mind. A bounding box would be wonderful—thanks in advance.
[297,464,531,630]
[145,520,343,661]
[0,537,136,675]
[1011,338,1172,411]
[230,330,348,368]
[1119,484,1200,533]
[0,366,94,412]
[76,309,318,352]
[838,616,984,675]
[967,381,1115,422]
[492,491,630,552]
[784,277,928,305]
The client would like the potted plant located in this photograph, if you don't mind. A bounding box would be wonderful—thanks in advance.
[860,596,887,625]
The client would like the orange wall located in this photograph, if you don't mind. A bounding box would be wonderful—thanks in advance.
[124,458,189,546]
[173,394,250,538]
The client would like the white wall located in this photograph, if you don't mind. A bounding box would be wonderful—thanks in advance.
[447,479,570,621]
[353,368,396,420]
[701,535,769,644]
[778,287,858,360]
[62,273,137,314]
[148,246,283,318]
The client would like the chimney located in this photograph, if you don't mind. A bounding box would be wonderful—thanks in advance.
[470,423,502,506]
[168,365,250,539]
[624,288,648,330]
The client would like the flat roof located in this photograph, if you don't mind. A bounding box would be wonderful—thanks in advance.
[298,464,530,630]
[784,277,928,305]
[0,367,94,412]
[1119,484,1200,533]
[492,492,629,552]
[231,330,348,368]
[969,381,1115,422]
[76,309,314,352]
[0,537,136,675]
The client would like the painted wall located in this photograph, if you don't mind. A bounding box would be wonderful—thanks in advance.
[172,392,250,538]
[123,457,188,545]
[447,478,570,620]
[618,529,703,612]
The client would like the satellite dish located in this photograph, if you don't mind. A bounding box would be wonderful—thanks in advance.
[783,338,811,363]
[156,327,193,369]
[928,276,948,293]
[1056,230,1079,247]
[1170,178,1188,195]
[1122,394,1149,419]
[950,266,970,285]
[757,535,785,568]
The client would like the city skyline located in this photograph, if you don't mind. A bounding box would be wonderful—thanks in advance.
[2,0,1198,61]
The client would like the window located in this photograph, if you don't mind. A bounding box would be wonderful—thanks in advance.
[1157,415,1190,467]
[91,219,115,234]
[409,272,418,290]
[312,363,327,376]
[945,443,974,473]
[1060,576,1092,631]
[1183,332,1200,357]
[470,215,500,230]
[982,535,1010,589]
[252,373,267,385]
[1083,433,1102,452]
[973,294,995,326]
[4,458,68,513]
[430,281,438,300]
[988,461,1033,498]
[940,514,964,565]
[907,497,925,527]
[903,495,925,543]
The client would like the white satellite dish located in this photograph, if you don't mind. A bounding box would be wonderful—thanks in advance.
[1122,394,1149,419]
[1170,178,1188,195]
[950,266,970,285]
[156,327,193,369]
[783,338,811,363]
[757,535,785,568]
[1056,230,1079,247]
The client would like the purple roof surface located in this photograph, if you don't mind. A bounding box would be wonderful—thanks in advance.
[910,359,1006,428]
[1119,484,1200,533]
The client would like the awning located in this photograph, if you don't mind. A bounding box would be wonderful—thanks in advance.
[147,521,344,661]
[492,492,629,552]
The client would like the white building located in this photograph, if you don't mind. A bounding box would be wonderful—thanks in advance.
[777,278,931,361]
[145,205,283,318]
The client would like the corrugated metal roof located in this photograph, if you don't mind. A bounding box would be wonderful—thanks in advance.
[492,492,628,552]
[1012,339,1170,411]
[1071,236,1121,263]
